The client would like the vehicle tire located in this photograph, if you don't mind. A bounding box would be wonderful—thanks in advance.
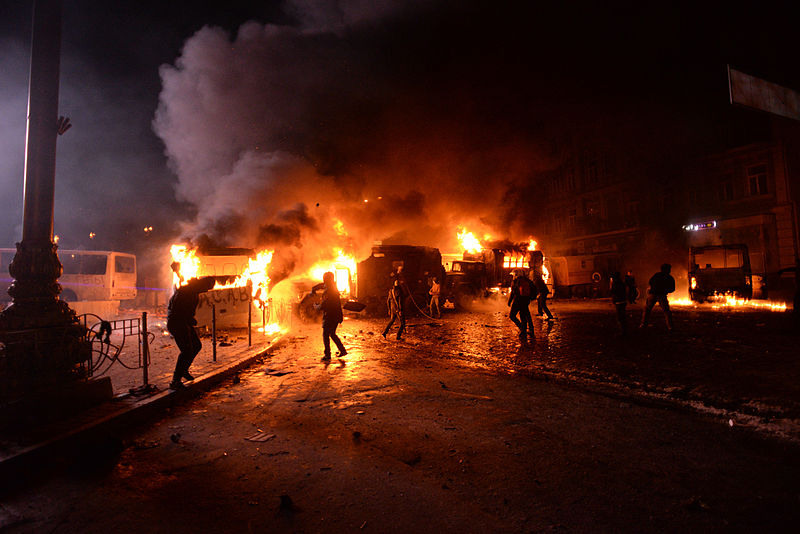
[60,289,78,302]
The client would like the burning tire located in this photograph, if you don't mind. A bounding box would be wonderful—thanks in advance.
[296,292,322,322]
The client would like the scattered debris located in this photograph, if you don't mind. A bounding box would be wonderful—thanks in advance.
[245,432,277,442]
[683,496,711,512]
[232,374,241,384]
[401,454,421,466]
[279,495,296,514]
[132,439,160,450]
[170,433,181,443]
[0,505,25,530]
[264,368,292,377]
[442,389,493,401]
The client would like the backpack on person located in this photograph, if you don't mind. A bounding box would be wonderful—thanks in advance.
[516,276,537,299]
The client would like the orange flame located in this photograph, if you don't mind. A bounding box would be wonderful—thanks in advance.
[672,292,788,312]
[457,227,483,254]
[309,248,357,295]
[170,244,200,287]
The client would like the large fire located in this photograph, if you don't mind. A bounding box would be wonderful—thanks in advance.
[170,245,274,305]
[457,227,483,254]
[308,248,358,296]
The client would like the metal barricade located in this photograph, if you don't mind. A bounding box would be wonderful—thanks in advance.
[81,311,155,394]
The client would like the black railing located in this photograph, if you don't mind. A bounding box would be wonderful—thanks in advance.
[80,312,155,394]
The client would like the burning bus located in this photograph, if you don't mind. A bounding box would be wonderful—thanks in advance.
[170,244,359,328]
[170,245,277,329]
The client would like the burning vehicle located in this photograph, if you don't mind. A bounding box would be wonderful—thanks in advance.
[170,245,277,330]
[689,244,753,302]
[170,244,360,329]
[294,254,357,322]
[443,259,489,309]
[442,231,555,308]
[356,245,444,315]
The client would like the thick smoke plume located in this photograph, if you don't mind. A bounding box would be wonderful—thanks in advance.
[154,3,554,278]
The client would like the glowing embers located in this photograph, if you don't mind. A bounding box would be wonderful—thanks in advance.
[258,323,283,335]
[671,292,788,312]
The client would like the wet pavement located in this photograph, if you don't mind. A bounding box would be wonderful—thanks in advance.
[2,299,799,532]
[348,299,800,437]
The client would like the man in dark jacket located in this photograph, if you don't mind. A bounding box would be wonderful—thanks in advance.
[167,276,216,389]
[534,273,554,321]
[508,270,537,344]
[382,278,407,340]
[640,263,675,330]
[319,271,347,360]
[610,271,628,334]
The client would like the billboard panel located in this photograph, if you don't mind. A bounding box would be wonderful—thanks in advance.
[728,66,800,121]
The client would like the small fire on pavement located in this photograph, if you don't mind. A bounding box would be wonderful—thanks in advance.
[671,293,788,312]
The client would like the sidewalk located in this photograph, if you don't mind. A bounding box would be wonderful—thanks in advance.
[0,324,284,489]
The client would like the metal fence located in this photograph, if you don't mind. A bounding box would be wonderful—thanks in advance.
[80,311,155,394]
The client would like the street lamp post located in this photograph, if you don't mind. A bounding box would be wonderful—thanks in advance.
[0,0,89,402]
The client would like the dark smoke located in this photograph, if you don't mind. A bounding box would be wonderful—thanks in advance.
[153,2,568,274]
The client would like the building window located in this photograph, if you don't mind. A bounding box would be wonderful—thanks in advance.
[747,164,768,196]
[585,151,599,185]
[624,201,640,227]
[688,189,698,206]
[719,178,733,202]
[565,163,576,191]
[554,215,564,233]
[568,208,576,228]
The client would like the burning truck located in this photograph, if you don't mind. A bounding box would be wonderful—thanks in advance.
[442,231,555,309]
[356,245,445,315]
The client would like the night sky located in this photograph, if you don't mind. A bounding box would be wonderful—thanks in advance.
[1,1,798,278]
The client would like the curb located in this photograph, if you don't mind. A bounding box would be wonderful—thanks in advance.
[0,336,284,492]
